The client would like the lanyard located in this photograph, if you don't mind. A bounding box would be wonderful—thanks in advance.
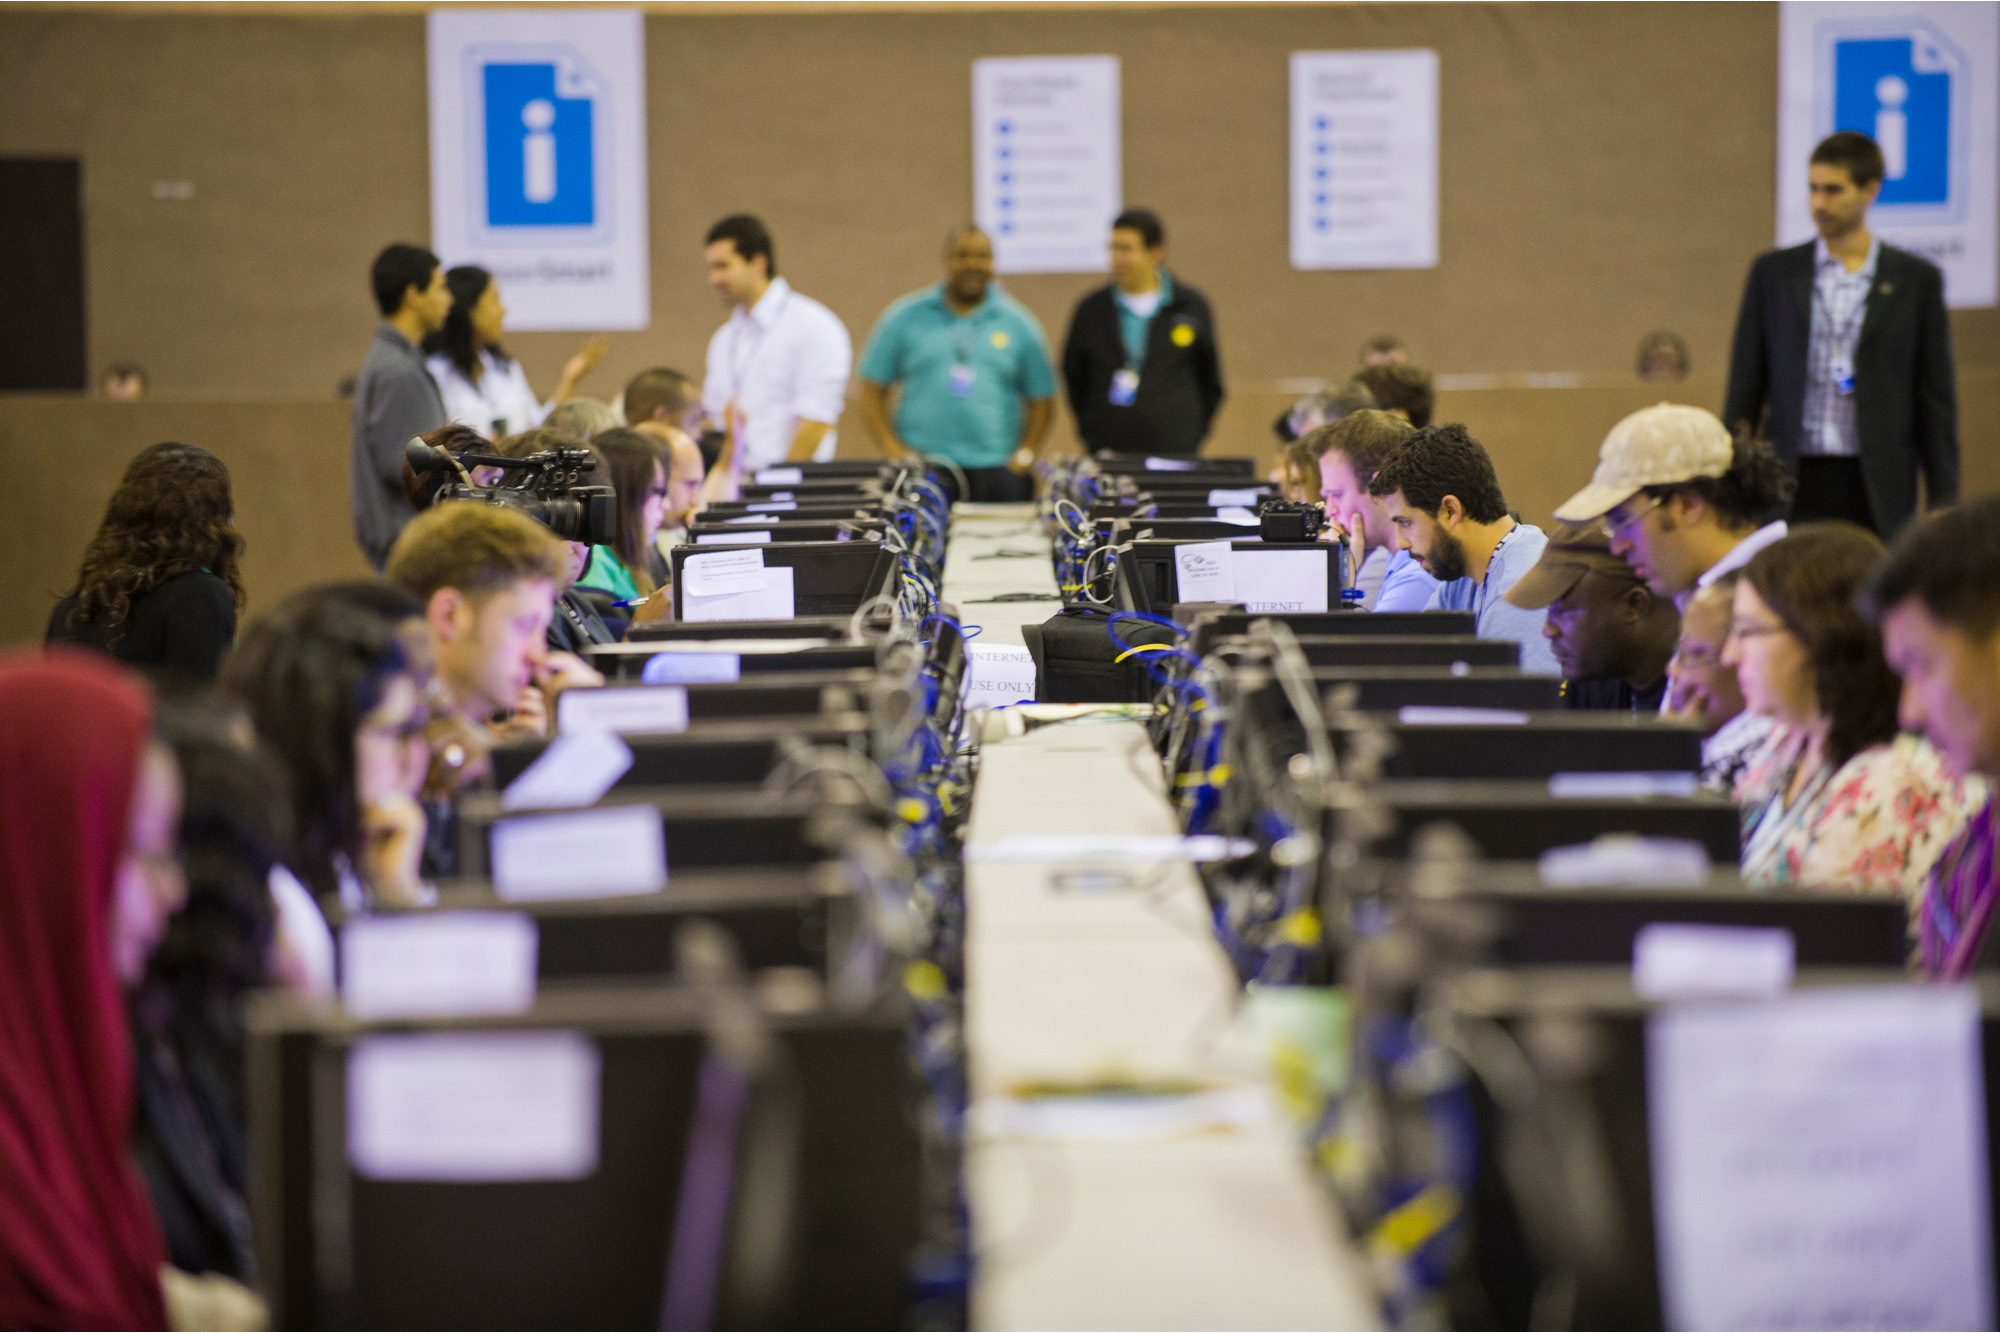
[1742,752,1836,880]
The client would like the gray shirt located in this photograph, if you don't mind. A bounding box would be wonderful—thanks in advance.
[350,323,446,570]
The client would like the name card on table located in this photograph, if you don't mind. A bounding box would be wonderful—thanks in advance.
[1398,706,1530,726]
[501,728,633,810]
[683,565,797,623]
[1537,834,1712,888]
[1208,488,1265,508]
[724,515,779,525]
[641,652,741,685]
[746,501,797,512]
[1215,507,1261,526]
[1548,771,1699,799]
[962,641,1037,707]
[1633,923,1794,1000]
[556,685,690,736]
[1145,456,1197,471]
[1174,541,1236,603]
[1649,986,1993,1331]
[348,1030,600,1181]
[491,805,668,900]
[1233,548,1330,613]
[695,530,772,544]
[754,467,803,485]
[340,911,538,1020]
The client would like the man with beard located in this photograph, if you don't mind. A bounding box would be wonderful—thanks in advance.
[858,225,1057,502]
[1368,423,1560,674]
[1502,523,1680,711]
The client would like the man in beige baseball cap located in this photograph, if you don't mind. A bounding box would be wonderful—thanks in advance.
[1554,403,1794,608]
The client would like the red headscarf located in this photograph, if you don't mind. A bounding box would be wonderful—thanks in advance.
[0,651,168,1330]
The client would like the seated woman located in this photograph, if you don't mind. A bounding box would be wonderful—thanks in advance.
[47,442,245,681]
[576,427,673,605]
[1276,436,1322,505]
[425,264,607,440]
[1724,522,1984,898]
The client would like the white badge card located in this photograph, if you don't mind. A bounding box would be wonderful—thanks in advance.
[491,804,668,900]
[555,684,690,736]
[1232,548,1331,613]
[340,911,539,1020]
[682,564,796,624]
[1108,367,1140,406]
[962,641,1038,707]
[1649,985,1994,1331]
[1173,541,1237,603]
[348,1030,601,1181]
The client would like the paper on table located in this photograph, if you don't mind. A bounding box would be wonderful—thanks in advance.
[724,515,779,525]
[500,728,634,810]
[695,530,772,545]
[1648,986,1993,1331]
[965,833,1255,863]
[1215,507,1261,526]
[971,1084,1275,1142]
[1207,487,1265,508]
[340,911,538,1020]
[1548,771,1700,799]
[962,641,1037,707]
[682,565,796,624]
[746,501,797,512]
[1537,834,1712,888]
[556,685,691,736]
[1398,706,1531,726]
[682,548,767,597]
[641,652,741,684]
[348,1030,601,1181]
[1233,548,1330,613]
[1144,457,1197,471]
[491,804,668,900]
[1174,541,1236,602]
[753,467,803,484]
[1634,923,1793,1000]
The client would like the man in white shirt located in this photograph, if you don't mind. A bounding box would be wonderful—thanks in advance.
[699,214,853,475]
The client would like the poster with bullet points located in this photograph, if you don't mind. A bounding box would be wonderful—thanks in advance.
[973,56,1121,275]
[1289,50,1438,271]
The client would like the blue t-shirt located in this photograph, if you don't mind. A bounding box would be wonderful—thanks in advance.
[1424,522,1560,675]
[857,283,1057,468]
[1372,548,1439,613]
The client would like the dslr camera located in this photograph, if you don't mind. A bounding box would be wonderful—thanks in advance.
[406,438,618,546]
[1257,498,1326,544]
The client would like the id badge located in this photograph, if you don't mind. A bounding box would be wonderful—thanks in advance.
[1832,353,1855,397]
[1109,368,1140,406]
[949,363,976,398]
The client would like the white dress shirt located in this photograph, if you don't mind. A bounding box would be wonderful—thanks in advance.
[427,349,550,440]
[701,277,853,473]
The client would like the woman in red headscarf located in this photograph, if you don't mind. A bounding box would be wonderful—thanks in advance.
[0,651,182,1329]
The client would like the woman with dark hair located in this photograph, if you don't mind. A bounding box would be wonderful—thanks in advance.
[48,442,245,681]
[576,427,671,601]
[1724,522,1984,895]
[424,264,608,440]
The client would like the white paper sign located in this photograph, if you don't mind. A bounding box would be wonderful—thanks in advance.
[1633,923,1796,1000]
[1290,50,1440,270]
[1234,548,1331,613]
[1215,507,1261,526]
[696,530,772,545]
[427,10,649,329]
[1144,457,1196,471]
[1174,541,1236,603]
[747,501,797,512]
[1649,986,1993,1331]
[1779,3,1999,307]
[962,641,1037,707]
[682,548,766,597]
[341,911,539,1020]
[754,467,803,484]
[724,514,779,525]
[556,684,690,736]
[349,1030,601,1180]
[491,804,667,900]
[1537,835,1713,888]
[1397,706,1531,726]
[1208,488,1265,508]
[500,726,633,810]
[640,651,741,684]
[682,565,796,624]
[973,56,1121,274]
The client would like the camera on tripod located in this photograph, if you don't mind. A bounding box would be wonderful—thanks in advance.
[1257,498,1326,544]
[405,438,618,546]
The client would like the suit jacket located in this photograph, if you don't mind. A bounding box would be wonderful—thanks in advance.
[1722,241,1958,536]
[1061,280,1224,456]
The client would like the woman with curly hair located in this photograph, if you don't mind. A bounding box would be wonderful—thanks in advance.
[47,443,244,681]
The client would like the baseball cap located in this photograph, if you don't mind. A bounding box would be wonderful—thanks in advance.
[1552,403,1735,523]
[1505,523,1647,610]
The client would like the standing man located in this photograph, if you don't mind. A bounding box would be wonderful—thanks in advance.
[1723,131,1958,536]
[1060,209,1223,457]
[857,226,1056,502]
[351,243,450,571]
[699,214,853,476]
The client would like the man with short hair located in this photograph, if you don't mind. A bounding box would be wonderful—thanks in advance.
[1355,362,1435,429]
[1308,410,1436,612]
[699,214,853,475]
[623,367,698,430]
[1368,423,1559,674]
[857,226,1056,503]
[1060,209,1224,457]
[352,243,451,570]
[1360,335,1407,367]
[1503,523,1679,712]
[1724,130,1959,536]
[1867,497,2000,978]
[633,422,708,543]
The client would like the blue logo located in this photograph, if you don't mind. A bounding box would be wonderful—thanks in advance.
[1833,36,1950,205]
[483,61,594,227]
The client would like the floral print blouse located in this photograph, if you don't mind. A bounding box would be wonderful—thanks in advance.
[1736,728,1987,904]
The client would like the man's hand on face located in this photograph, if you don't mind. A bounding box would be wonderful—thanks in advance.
[493,682,549,743]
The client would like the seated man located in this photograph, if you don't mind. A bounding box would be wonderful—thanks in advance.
[1666,571,1771,793]
[1503,524,1679,712]
[1867,497,2000,980]
[1368,423,1560,674]
[1309,410,1437,612]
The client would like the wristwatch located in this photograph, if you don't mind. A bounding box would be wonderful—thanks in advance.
[1012,447,1036,469]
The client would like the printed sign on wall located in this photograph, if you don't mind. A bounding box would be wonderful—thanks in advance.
[1778,2,1999,307]
[428,9,650,330]
[1289,50,1439,271]
[973,56,1122,275]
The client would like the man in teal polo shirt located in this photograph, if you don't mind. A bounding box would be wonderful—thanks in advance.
[858,226,1057,502]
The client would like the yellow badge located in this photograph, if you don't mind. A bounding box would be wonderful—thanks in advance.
[1171,322,1196,348]
[990,330,1010,350]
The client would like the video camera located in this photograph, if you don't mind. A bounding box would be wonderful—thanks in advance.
[406,438,618,546]
[1257,497,1326,544]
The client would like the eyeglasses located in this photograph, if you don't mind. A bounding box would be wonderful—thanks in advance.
[1598,494,1664,540]
[1728,619,1791,643]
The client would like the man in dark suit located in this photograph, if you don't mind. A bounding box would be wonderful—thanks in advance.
[1723,131,1958,537]
[1060,209,1224,456]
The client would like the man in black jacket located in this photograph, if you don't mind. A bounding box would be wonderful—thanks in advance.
[1060,209,1224,456]
[1723,131,1958,537]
